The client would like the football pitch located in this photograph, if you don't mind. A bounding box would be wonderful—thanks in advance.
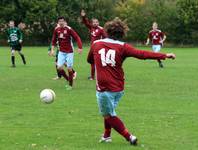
[0,46,197,150]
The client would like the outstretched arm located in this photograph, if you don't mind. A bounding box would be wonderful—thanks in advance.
[123,43,175,60]
[81,9,92,29]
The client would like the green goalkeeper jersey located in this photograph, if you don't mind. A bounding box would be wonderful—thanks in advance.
[6,27,23,46]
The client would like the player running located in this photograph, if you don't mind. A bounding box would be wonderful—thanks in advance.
[81,9,106,80]
[49,23,77,80]
[6,20,26,67]
[48,43,77,80]
[50,17,82,90]
[87,18,175,145]
[146,22,167,68]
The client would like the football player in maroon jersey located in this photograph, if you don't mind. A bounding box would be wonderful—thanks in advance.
[81,10,106,80]
[88,18,175,145]
[50,17,82,90]
[146,22,167,68]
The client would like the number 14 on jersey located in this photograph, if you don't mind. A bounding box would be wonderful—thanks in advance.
[98,48,116,67]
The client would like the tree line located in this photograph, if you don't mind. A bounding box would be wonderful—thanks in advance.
[0,0,197,46]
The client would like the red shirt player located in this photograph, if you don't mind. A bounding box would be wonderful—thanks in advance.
[50,17,83,90]
[87,18,175,145]
[81,10,106,80]
[146,22,167,68]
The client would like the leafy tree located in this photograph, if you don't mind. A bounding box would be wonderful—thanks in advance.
[0,0,198,45]
[176,0,198,44]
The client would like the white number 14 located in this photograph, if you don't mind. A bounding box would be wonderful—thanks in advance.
[98,48,116,67]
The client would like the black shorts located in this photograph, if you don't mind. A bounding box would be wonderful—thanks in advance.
[55,56,58,63]
[11,44,22,51]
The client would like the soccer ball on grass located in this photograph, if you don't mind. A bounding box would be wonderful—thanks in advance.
[40,89,56,104]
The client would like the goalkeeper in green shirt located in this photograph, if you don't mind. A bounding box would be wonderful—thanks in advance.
[6,20,26,67]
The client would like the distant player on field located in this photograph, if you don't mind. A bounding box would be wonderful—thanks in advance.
[48,24,77,80]
[146,22,166,68]
[50,17,82,90]
[81,9,106,80]
[87,18,175,145]
[6,20,26,67]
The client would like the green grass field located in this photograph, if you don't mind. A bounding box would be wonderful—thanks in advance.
[0,46,197,150]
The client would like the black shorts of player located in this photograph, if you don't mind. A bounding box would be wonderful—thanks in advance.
[55,55,58,63]
[11,44,22,51]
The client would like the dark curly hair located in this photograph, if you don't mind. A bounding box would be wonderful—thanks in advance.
[104,17,129,40]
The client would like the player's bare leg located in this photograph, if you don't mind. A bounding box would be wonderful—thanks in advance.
[11,50,16,67]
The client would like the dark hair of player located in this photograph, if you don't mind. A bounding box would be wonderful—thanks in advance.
[57,16,65,21]
[104,17,129,40]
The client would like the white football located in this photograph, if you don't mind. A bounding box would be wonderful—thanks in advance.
[40,89,56,104]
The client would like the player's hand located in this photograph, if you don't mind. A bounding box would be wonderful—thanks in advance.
[7,40,10,43]
[81,10,86,17]
[19,40,23,43]
[160,40,164,45]
[77,48,82,54]
[166,53,176,59]
[48,51,51,56]
[49,50,55,56]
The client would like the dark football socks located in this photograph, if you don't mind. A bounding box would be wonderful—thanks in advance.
[19,53,26,64]
[11,56,15,66]
[68,71,73,86]
[59,69,68,81]
[56,65,62,78]
[106,116,131,141]
[157,59,163,67]
[104,118,112,138]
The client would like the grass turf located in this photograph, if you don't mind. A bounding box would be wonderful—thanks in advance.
[0,46,197,150]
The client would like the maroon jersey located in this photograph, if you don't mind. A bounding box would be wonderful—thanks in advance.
[87,38,167,92]
[82,16,106,44]
[148,29,165,45]
[52,26,82,53]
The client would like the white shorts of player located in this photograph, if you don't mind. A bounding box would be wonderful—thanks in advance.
[152,45,161,52]
[57,51,74,68]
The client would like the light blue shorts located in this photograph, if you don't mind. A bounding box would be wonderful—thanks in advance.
[96,91,124,116]
[152,45,161,52]
[57,51,74,68]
